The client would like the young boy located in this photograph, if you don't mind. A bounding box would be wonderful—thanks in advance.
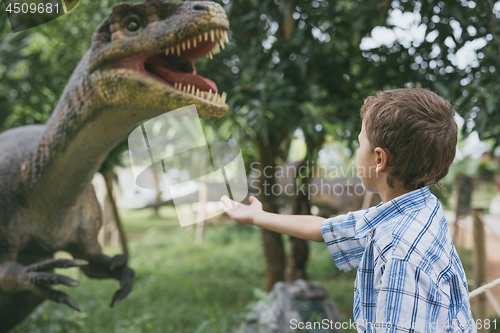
[220,88,477,332]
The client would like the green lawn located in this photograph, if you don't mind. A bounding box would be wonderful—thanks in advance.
[14,207,357,333]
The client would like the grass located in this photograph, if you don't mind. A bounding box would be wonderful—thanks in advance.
[13,207,482,333]
[14,207,356,333]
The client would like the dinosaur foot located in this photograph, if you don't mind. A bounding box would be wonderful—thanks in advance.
[0,259,88,311]
[80,253,134,307]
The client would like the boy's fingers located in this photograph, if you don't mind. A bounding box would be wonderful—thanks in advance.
[220,202,230,213]
[220,195,236,209]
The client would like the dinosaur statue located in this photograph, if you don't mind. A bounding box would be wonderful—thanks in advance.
[0,0,229,331]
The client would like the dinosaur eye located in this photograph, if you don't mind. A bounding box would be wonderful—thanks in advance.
[126,20,140,32]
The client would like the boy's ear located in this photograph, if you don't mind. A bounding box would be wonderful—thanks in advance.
[374,147,392,173]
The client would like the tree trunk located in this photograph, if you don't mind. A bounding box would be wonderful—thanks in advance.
[103,172,129,257]
[285,163,310,281]
[152,169,162,217]
[258,138,286,292]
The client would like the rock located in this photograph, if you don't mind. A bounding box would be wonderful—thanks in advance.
[233,279,343,333]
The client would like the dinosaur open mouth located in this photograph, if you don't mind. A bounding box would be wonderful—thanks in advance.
[143,28,228,104]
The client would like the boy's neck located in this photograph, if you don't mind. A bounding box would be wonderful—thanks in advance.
[376,181,413,203]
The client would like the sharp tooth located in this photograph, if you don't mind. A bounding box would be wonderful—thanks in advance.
[187,39,190,49]
[171,46,175,54]
[215,29,220,38]
[210,29,215,42]
[219,40,225,49]
[182,41,186,50]
[191,85,196,95]
[166,48,170,55]
[223,30,229,44]
[212,92,218,103]
[208,89,212,100]
[215,43,220,54]
[221,92,227,104]
[182,85,187,92]
[193,37,197,47]
[187,84,190,93]
[174,82,178,89]
[209,51,213,59]
[199,34,202,42]
[176,45,181,56]
[196,88,200,97]
[204,31,208,41]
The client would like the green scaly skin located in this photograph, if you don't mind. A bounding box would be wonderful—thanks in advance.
[0,1,229,331]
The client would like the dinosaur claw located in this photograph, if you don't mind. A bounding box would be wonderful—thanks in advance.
[110,279,133,308]
[119,267,135,287]
[26,258,89,272]
[63,296,81,312]
[27,271,80,287]
[110,255,128,271]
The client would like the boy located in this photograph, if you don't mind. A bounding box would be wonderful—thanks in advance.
[220,88,477,332]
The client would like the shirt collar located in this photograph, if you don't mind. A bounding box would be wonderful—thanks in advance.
[354,186,432,239]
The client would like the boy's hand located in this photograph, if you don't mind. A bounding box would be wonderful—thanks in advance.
[220,195,262,225]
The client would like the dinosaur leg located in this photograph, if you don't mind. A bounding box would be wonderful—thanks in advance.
[79,253,134,307]
[0,290,44,333]
[68,185,134,307]
[0,258,89,332]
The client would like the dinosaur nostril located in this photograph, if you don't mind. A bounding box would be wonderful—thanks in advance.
[193,4,206,11]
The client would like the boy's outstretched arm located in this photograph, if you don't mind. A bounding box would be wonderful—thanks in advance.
[220,195,325,242]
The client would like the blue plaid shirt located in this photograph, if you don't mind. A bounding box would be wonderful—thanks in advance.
[321,186,477,332]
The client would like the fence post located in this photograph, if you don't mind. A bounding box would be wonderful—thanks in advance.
[472,207,489,333]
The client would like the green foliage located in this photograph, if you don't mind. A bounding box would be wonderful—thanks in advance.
[367,1,500,150]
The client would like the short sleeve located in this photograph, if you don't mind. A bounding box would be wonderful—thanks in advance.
[321,209,370,271]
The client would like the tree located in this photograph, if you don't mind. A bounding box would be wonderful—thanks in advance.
[202,0,398,291]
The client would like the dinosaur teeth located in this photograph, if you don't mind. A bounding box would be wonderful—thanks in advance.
[166,30,228,59]
[208,89,212,100]
[191,85,196,95]
[196,88,200,97]
[221,91,227,104]
[174,82,178,89]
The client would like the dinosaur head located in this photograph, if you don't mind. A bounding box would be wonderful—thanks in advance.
[88,0,229,120]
